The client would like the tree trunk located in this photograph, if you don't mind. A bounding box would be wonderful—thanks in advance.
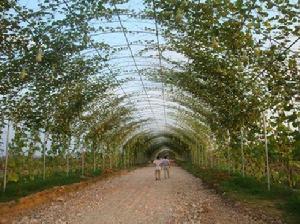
[3,120,10,192]
[93,145,96,173]
[81,150,85,176]
[43,132,49,180]
[241,126,245,177]
[263,112,271,191]
[227,130,231,174]
[66,153,69,176]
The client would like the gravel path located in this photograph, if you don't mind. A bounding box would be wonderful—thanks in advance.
[14,166,266,224]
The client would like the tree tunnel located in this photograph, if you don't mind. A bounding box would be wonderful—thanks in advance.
[0,0,299,195]
[122,131,192,164]
[153,148,176,160]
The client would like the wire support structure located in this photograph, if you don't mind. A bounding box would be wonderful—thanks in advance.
[113,3,159,126]
[152,0,167,128]
[59,0,153,128]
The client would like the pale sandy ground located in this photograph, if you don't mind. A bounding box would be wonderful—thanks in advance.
[14,166,268,224]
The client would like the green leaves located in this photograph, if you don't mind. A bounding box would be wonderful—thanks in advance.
[144,0,300,186]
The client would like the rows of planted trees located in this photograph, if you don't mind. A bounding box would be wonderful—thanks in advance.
[0,0,151,196]
[147,0,300,188]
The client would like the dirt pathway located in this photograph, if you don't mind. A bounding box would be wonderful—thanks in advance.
[13,166,266,224]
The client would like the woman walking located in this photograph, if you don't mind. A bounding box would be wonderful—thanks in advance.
[153,156,161,180]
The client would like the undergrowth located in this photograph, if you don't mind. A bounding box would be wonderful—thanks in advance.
[0,168,102,202]
[178,161,300,224]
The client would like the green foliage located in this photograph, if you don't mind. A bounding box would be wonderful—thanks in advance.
[179,161,300,224]
[146,0,300,188]
[0,167,103,202]
[0,172,82,202]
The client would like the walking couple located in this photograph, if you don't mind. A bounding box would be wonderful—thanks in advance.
[153,156,170,181]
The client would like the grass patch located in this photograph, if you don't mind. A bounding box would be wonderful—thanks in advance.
[0,168,102,203]
[178,161,300,224]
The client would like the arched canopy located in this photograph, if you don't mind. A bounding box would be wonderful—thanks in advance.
[1,0,298,177]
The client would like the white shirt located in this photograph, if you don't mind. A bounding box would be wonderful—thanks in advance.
[153,159,161,170]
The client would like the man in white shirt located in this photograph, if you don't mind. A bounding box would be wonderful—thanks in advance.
[161,156,170,179]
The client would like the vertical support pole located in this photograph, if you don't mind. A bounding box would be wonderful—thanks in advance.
[123,149,126,169]
[121,148,125,169]
[194,146,196,165]
[194,145,197,165]
[66,152,69,176]
[201,147,204,167]
[241,126,245,177]
[201,145,204,167]
[227,130,231,174]
[3,120,10,192]
[109,154,112,169]
[115,149,118,168]
[81,148,85,176]
[43,132,48,180]
[102,152,105,171]
[192,145,194,164]
[227,147,230,172]
[93,142,96,173]
[263,112,271,191]
[209,135,214,168]
[66,137,71,177]
[198,143,201,166]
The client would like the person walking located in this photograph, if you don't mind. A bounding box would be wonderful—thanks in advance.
[153,156,161,180]
[162,156,170,179]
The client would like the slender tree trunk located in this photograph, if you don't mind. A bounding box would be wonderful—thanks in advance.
[195,147,198,166]
[107,144,112,169]
[263,112,271,191]
[43,132,49,180]
[198,145,201,166]
[80,138,85,176]
[66,138,70,176]
[102,153,105,171]
[192,149,195,164]
[289,163,294,187]
[128,150,131,167]
[227,130,231,174]
[201,148,205,167]
[97,146,101,169]
[109,154,112,169]
[93,145,96,173]
[81,149,85,176]
[124,150,127,168]
[66,153,69,176]
[115,151,118,168]
[3,120,10,192]
[241,126,245,177]
[122,149,125,168]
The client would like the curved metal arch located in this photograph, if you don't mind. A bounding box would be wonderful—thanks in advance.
[90,30,159,37]
[89,19,157,26]
[95,63,176,75]
[81,45,167,56]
